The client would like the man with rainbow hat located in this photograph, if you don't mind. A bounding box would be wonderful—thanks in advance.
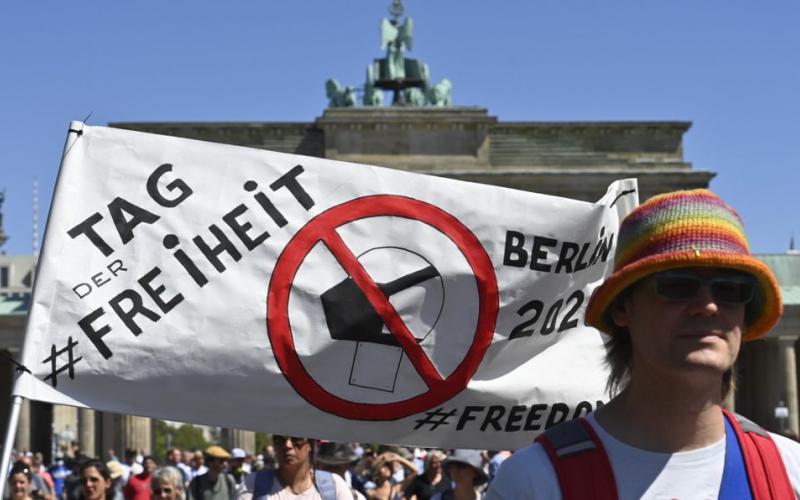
[488,189,800,499]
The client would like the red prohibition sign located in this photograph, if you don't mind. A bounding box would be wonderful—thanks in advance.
[267,195,498,421]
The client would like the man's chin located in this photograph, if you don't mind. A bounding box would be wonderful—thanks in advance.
[679,351,734,374]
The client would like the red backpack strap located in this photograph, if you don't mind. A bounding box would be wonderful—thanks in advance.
[723,409,794,499]
[535,418,618,500]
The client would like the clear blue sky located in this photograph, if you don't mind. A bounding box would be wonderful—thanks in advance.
[1,1,798,255]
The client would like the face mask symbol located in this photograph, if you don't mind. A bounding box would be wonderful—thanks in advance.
[321,262,441,392]
[321,265,438,345]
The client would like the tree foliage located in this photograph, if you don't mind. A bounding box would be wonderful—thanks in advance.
[154,420,210,460]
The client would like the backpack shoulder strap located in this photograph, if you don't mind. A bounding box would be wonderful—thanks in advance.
[724,410,794,500]
[225,473,236,496]
[253,470,275,500]
[313,470,337,500]
[535,417,618,500]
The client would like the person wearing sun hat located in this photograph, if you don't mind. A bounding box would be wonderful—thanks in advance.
[431,450,488,500]
[487,189,800,499]
[188,446,235,500]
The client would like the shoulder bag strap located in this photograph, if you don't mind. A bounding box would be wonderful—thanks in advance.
[535,418,618,500]
[724,409,794,500]
[313,470,337,500]
[253,470,275,500]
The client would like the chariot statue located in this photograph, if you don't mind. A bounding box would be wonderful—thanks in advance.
[325,0,452,108]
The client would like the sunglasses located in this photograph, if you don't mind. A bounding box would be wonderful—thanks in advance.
[272,436,308,446]
[650,271,756,304]
[152,488,174,495]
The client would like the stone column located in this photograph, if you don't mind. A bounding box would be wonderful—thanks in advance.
[99,412,122,457]
[123,416,152,455]
[220,429,256,453]
[14,398,30,451]
[52,405,78,456]
[78,408,96,457]
[780,337,800,435]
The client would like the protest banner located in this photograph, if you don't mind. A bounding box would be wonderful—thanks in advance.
[13,122,638,450]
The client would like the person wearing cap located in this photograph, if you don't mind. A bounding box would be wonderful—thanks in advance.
[227,449,249,487]
[315,442,366,500]
[237,435,353,500]
[188,446,236,500]
[487,190,800,499]
[431,450,488,500]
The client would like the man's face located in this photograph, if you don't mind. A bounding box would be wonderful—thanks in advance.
[143,458,157,475]
[273,436,311,468]
[612,267,749,382]
[168,449,181,465]
[206,456,226,474]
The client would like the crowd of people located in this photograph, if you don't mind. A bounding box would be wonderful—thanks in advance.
[5,442,510,500]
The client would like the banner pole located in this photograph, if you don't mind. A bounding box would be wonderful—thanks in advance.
[0,393,24,498]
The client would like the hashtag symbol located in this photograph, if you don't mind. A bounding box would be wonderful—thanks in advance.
[42,337,83,388]
[413,407,458,431]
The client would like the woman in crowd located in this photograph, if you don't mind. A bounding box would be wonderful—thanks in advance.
[431,450,488,500]
[403,450,447,500]
[150,467,184,500]
[8,463,36,500]
[80,460,113,500]
[365,452,417,500]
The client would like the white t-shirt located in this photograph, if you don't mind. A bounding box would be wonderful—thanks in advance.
[486,412,800,500]
[237,470,354,500]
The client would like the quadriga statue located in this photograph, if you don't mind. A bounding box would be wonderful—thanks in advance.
[325,79,357,108]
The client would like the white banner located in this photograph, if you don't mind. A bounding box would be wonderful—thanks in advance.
[17,122,638,449]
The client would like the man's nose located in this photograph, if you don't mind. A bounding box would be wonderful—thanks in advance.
[689,284,720,314]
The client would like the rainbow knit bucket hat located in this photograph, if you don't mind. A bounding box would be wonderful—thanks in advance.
[585,189,782,341]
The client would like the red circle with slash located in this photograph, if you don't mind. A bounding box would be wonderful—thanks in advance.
[267,195,498,421]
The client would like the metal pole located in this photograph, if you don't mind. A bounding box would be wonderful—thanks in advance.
[0,395,24,498]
